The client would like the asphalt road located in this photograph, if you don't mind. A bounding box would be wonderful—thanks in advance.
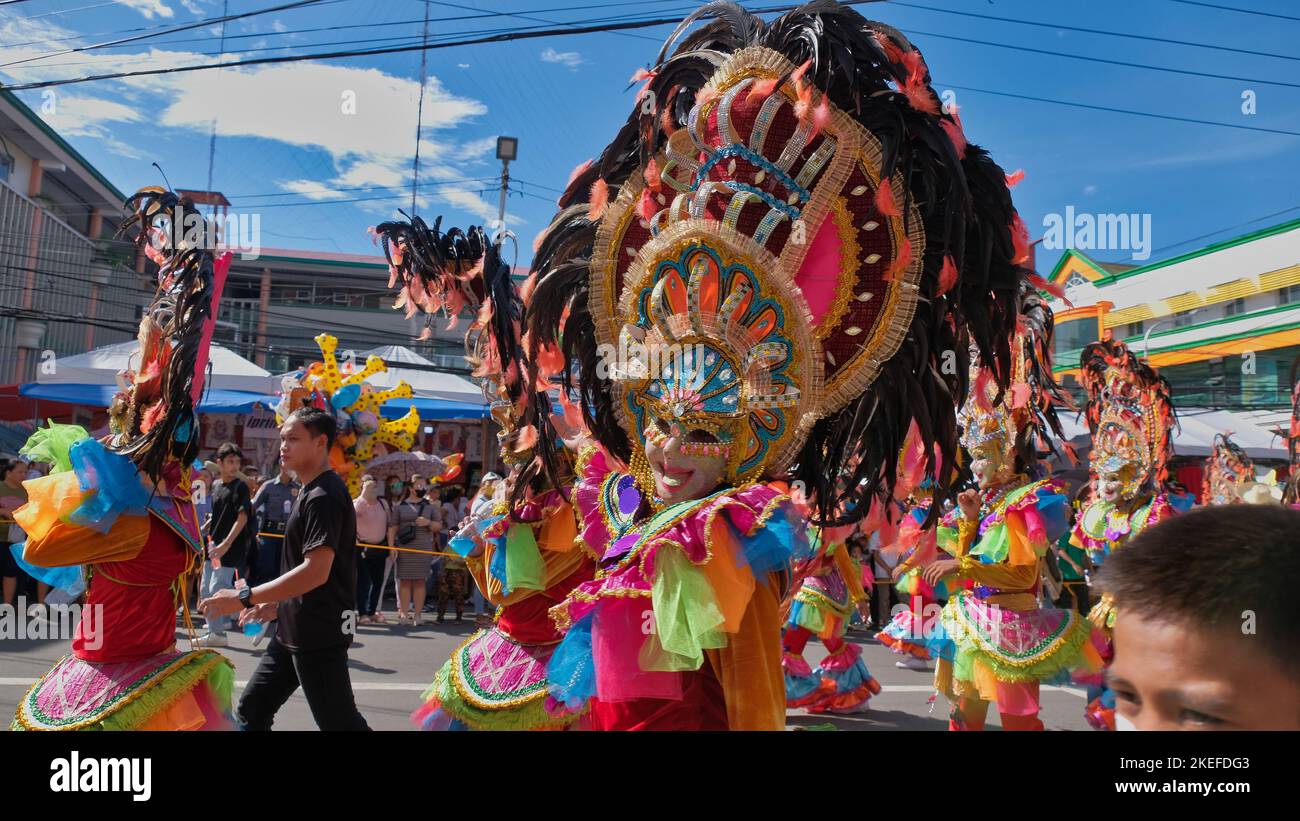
[0,608,1092,731]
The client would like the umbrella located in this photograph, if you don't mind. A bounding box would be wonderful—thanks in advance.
[365,451,446,482]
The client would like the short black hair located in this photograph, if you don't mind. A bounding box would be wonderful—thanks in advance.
[215,442,243,461]
[1,458,25,479]
[1097,505,1300,677]
[286,407,336,448]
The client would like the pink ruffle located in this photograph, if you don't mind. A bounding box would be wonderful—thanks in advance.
[818,641,863,672]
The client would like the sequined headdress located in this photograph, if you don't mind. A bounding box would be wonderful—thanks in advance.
[959,283,1071,474]
[525,1,1033,523]
[1202,433,1253,505]
[1080,338,1176,499]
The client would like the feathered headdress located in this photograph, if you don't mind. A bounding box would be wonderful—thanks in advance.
[1079,338,1176,499]
[110,186,231,483]
[1202,432,1253,505]
[960,282,1073,475]
[525,0,1030,525]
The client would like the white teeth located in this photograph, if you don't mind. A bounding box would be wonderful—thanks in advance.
[662,476,683,487]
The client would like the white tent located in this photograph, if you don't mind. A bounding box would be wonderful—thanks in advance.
[358,345,485,405]
[37,340,278,394]
[1055,407,1288,460]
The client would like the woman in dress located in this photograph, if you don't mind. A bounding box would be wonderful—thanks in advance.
[387,474,441,625]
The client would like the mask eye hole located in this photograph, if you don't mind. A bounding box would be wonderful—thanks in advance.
[685,428,719,444]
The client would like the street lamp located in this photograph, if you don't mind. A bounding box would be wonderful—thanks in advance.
[495,137,518,238]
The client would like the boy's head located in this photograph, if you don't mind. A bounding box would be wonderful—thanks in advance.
[1098,505,1300,730]
[280,407,336,476]
[214,443,243,480]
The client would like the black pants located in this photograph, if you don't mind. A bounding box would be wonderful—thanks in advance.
[1055,581,1091,615]
[236,636,371,731]
[355,547,389,616]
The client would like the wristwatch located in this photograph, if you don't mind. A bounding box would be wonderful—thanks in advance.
[238,586,255,610]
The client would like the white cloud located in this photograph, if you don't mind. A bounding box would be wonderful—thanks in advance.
[271,19,288,33]
[116,0,176,19]
[37,95,143,137]
[540,47,583,70]
[1083,184,1097,195]
[457,63,470,69]
[278,179,349,201]
[0,13,515,229]
[179,0,206,14]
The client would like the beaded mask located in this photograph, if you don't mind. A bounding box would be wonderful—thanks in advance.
[1082,340,1175,501]
[593,46,925,488]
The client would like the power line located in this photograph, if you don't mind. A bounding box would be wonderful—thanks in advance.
[0,0,332,70]
[889,1,1300,63]
[1167,0,1300,23]
[0,1,879,91]
[904,26,1300,90]
[935,80,1300,138]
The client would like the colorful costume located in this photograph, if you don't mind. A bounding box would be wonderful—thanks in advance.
[411,490,597,730]
[876,502,948,664]
[1070,338,1180,730]
[388,1,1032,729]
[783,524,880,713]
[1202,433,1254,505]
[11,188,235,731]
[928,289,1102,731]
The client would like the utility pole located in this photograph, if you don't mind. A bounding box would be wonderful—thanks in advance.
[495,136,518,238]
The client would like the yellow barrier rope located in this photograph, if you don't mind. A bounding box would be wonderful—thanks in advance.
[254,531,461,559]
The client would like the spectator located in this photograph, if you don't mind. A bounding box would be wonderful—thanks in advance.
[201,407,370,731]
[250,463,300,587]
[386,474,440,626]
[1,458,31,607]
[353,475,390,624]
[436,486,468,623]
[1098,505,1300,730]
[197,443,253,648]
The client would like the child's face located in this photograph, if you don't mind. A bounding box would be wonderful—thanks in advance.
[1108,610,1300,730]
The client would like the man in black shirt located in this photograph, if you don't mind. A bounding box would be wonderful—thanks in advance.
[196,442,252,648]
[200,407,370,731]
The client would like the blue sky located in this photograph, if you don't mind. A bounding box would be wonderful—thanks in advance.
[2,0,1298,264]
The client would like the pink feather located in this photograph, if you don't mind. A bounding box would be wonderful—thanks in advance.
[875,182,900,217]
[936,254,958,297]
[520,271,538,304]
[1010,214,1031,264]
[940,111,967,159]
[513,425,539,453]
[567,159,593,188]
[903,77,939,115]
[1005,169,1025,188]
[628,67,656,84]
[745,75,779,104]
[643,157,662,191]
[638,188,657,222]
[885,237,912,282]
[587,178,610,221]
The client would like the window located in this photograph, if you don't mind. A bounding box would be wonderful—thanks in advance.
[1279,284,1300,306]
[1223,297,1247,318]
[1124,320,1145,338]
[1172,309,1198,327]
[0,151,12,183]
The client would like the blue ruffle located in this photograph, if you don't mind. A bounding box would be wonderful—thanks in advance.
[739,501,809,575]
[9,543,83,593]
[922,616,956,662]
[67,439,149,533]
[784,668,822,701]
[820,654,875,694]
[1034,488,1072,544]
[546,613,596,710]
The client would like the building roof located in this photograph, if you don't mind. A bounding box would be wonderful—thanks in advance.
[0,88,127,209]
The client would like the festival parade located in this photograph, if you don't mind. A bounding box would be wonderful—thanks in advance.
[0,0,1298,793]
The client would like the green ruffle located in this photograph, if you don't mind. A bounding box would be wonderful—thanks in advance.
[639,546,727,672]
[942,600,1095,684]
[13,651,233,731]
[504,524,546,592]
[424,657,575,732]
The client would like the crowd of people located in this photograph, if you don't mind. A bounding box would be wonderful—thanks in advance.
[182,443,492,649]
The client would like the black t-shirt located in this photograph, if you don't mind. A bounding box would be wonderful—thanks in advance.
[276,470,357,653]
[209,478,253,568]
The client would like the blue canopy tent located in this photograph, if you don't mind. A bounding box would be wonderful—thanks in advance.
[19,383,275,414]
[378,396,489,421]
